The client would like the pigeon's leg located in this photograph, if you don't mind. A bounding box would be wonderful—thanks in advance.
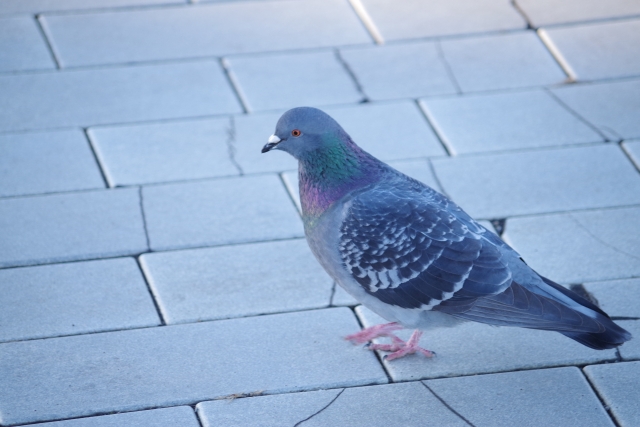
[345,322,403,344]
[368,329,435,361]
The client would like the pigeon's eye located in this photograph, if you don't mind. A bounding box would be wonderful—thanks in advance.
[291,129,302,137]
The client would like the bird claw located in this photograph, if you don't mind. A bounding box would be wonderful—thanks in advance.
[371,330,435,361]
[345,322,403,344]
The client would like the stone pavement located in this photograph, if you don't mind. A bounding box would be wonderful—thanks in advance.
[1,0,639,425]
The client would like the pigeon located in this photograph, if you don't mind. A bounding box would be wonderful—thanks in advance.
[262,106,632,361]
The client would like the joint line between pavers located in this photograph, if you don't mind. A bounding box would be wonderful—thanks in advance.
[136,255,167,326]
[334,49,370,103]
[620,143,640,173]
[278,172,303,217]
[415,99,456,157]
[421,381,477,427]
[537,28,577,83]
[580,369,623,427]
[435,40,462,95]
[567,213,640,262]
[293,388,345,427]
[35,14,62,69]
[426,158,451,198]
[348,306,394,383]
[347,0,384,45]
[543,88,611,142]
[220,58,251,114]
[328,282,337,306]
[510,0,535,30]
[83,128,112,188]
[226,115,244,175]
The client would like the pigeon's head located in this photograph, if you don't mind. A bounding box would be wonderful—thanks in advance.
[262,107,348,160]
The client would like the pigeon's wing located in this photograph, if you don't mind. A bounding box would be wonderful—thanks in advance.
[339,182,512,310]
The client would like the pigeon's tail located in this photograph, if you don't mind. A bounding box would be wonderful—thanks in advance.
[435,276,632,350]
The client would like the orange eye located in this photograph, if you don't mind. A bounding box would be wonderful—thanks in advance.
[291,129,302,137]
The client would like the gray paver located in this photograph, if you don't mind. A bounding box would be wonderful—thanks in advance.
[355,306,616,381]
[584,361,640,427]
[0,130,104,197]
[226,50,362,112]
[198,381,468,427]
[551,79,640,140]
[543,19,640,81]
[42,0,370,67]
[89,118,237,187]
[142,175,303,251]
[0,308,387,425]
[623,140,640,169]
[583,278,640,318]
[0,258,159,343]
[359,0,525,41]
[0,16,55,72]
[516,0,640,27]
[22,407,199,427]
[0,188,147,268]
[339,42,458,100]
[0,0,185,16]
[432,144,640,219]
[0,61,240,133]
[332,282,359,306]
[504,206,640,284]
[441,31,566,92]
[617,321,640,361]
[420,90,603,155]
[426,367,614,427]
[140,239,332,324]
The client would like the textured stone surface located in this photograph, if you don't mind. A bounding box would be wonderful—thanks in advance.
[504,206,640,284]
[623,140,640,169]
[0,130,104,197]
[583,278,640,318]
[0,61,240,133]
[42,0,370,67]
[551,79,640,140]
[142,175,303,251]
[359,0,525,41]
[0,0,185,15]
[420,90,603,155]
[140,239,332,324]
[616,321,640,361]
[0,308,387,425]
[0,188,147,268]
[340,42,458,100]
[516,0,640,26]
[0,258,159,343]
[441,31,566,92]
[355,306,616,381]
[198,381,468,427]
[543,19,640,81]
[89,117,237,187]
[584,361,640,427]
[433,144,640,219]
[0,16,54,72]
[426,367,615,427]
[23,407,199,427]
[226,50,362,112]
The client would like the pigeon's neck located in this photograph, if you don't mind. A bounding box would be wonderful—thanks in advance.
[298,138,382,223]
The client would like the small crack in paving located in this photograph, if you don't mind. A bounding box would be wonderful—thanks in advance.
[421,382,477,427]
[137,186,151,251]
[293,388,345,427]
[568,213,640,262]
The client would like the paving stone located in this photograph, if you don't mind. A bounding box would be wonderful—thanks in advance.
[23,407,199,427]
[355,306,616,381]
[142,175,303,251]
[426,367,614,427]
[543,19,640,81]
[198,381,468,427]
[331,282,359,307]
[420,90,603,155]
[0,0,185,16]
[550,79,640,140]
[583,278,640,318]
[0,308,387,425]
[0,188,147,268]
[89,117,237,187]
[359,0,525,41]
[339,42,458,100]
[226,50,362,112]
[584,361,640,427]
[0,16,55,72]
[441,31,566,92]
[504,206,640,284]
[616,321,640,361]
[623,140,640,169]
[516,0,640,27]
[0,258,159,343]
[0,61,240,133]
[42,0,370,67]
[432,144,640,219]
[281,158,441,213]
[0,129,104,197]
[140,239,332,324]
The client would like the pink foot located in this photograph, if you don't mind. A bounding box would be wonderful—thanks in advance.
[345,322,403,344]
[368,330,435,361]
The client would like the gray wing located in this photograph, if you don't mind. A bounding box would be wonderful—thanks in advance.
[339,181,512,310]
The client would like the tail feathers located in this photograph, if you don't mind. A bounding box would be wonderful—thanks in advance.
[560,320,632,350]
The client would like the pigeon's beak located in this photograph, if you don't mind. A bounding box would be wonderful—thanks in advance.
[262,134,282,153]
